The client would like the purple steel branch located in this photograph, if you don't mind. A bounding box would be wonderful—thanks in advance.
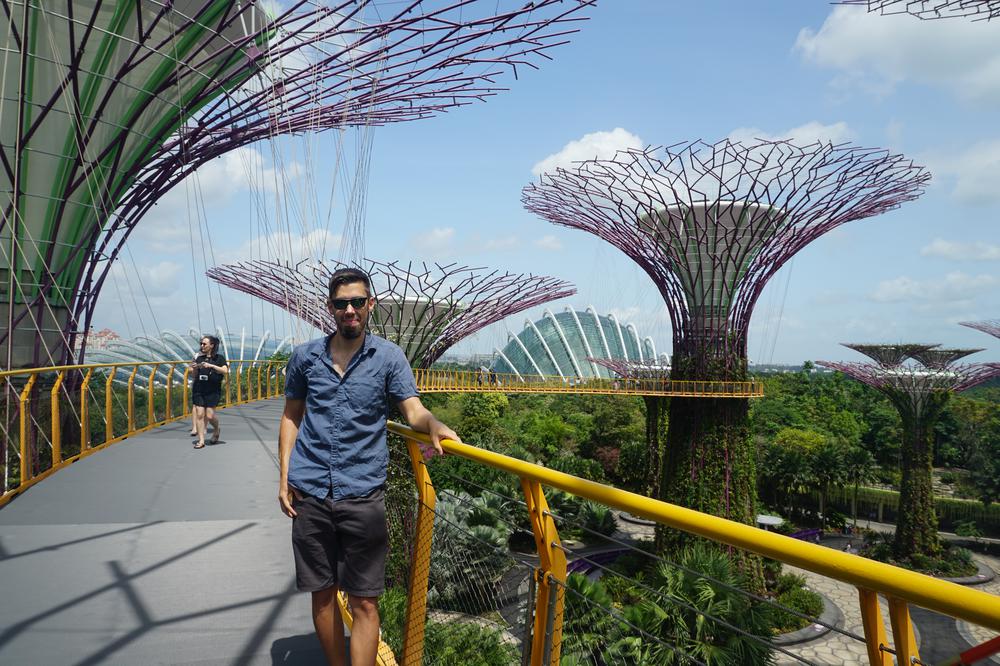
[523,139,928,366]
[960,319,1000,340]
[837,1,1000,20]
[1,0,595,364]
[207,258,575,367]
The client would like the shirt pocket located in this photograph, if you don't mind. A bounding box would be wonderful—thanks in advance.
[347,375,385,422]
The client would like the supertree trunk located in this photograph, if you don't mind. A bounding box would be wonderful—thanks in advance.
[641,395,669,498]
[893,394,949,559]
[659,352,762,589]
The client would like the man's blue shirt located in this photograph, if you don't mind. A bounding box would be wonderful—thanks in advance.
[285,332,418,500]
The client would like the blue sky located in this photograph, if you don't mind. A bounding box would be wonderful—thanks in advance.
[95,1,1000,365]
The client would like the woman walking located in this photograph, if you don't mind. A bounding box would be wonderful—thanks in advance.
[191,335,229,449]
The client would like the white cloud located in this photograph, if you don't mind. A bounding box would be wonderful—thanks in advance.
[921,238,1000,261]
[483,235,519,251]
[535,235,563,251]
[110,260,183,298]
[133,147,304,253]
[870,272,999,303]
[728,121,856,146]
[410,227,456,256]
[219,228,343,265]
[924,139,1000,205]
[796,6,1000,104]
[531,128,644,177]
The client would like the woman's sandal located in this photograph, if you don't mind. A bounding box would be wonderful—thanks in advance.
[193,441,205,449]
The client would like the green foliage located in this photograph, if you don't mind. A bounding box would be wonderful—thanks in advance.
[955,519,983,542]
[861,532,977,577]
[618,545,775,665]
[428,492,512,612]
[774,427,826,451]
[578,500,618,542]
[771,586,824,635]
[379,587,517,665]
[548,454,606,483]
[562,574,619,662]
[616,439,647,491]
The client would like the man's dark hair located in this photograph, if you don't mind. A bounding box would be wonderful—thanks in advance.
[328,267,371,299]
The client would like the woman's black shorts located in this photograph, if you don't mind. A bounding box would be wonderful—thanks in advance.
[192,392,221,408]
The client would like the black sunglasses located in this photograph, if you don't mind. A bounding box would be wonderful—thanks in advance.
[331,296,368,310]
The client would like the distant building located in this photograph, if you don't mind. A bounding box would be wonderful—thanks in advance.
[87,327,293,386]
[491,306,667,379]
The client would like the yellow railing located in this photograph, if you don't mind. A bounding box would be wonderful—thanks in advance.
[413,368,763,397]
[0,360,285,508]
[387,422,1000,666]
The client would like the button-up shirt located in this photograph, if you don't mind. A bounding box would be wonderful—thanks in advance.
[285,332,418,500]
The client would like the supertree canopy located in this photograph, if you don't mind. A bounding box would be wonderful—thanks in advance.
[0,0,594,369]
[960,319,1000,340]
[523,138,928,567]
[819,345,998,559]
[838,0,1000,20]
[207,258,575,368]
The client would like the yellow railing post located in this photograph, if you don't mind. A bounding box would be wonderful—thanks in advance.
[401,439,437,665]
[105,369,114,444]
[256,364,263,400]
[182,367,191,416]
[126,366,139,433]
[858,588,891,666]
[521,479,567,666]
[19,373,37,483]
[165,365,173,420]
[887,596,919,666]
[147,364,158,426]
[50,370,65,464]
[80,368,93,452]
[236,362,243,404]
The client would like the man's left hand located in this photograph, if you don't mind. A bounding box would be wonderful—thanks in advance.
[423,419,461,459]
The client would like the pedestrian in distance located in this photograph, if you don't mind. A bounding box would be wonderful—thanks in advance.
[278,267,461,666]
[191,335,228,449]
[189,354,200,437]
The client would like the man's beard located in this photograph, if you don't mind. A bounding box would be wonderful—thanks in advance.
[337,315,366,339]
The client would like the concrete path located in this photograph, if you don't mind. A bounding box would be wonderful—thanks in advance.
[0,399,329,666]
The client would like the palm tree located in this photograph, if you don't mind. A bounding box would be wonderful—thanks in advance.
[617,545,775,665]
[812,441,848,529]
[844,447,877,530]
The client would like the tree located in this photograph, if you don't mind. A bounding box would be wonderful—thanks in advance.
[812,441,848,529]
[843,446,877,529]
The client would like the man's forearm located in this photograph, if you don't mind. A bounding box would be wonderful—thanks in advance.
[278,416,298,485]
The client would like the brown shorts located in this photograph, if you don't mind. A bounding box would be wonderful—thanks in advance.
[290,487,388,597]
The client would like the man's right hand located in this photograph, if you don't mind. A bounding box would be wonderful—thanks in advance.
[279,484,299,518]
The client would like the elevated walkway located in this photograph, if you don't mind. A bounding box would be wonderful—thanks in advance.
[0,399,323,665]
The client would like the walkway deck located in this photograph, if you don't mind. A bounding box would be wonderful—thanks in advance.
[0,399,326,666]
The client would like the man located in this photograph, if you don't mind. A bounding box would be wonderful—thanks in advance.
[278,267,461,666]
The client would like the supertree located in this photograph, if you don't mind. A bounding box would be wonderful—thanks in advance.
[523,139,928,564]
[0,0,594,370]
[818,345,997,559]
[207,258,575,368]
[960,319,1000,341]
[837,1,1000,20]
[590,356,671,497]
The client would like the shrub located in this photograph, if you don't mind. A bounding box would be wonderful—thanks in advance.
[549,454,606,482]
[380,586,517,665]
[771,586,824,635]
[579,500,618,542]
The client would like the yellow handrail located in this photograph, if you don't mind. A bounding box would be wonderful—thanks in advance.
[0,360,285,508]
[387,422,1000,634]
[410,368,763,397]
